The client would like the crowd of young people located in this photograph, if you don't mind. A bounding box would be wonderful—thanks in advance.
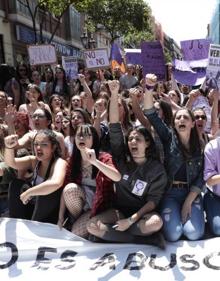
[1,62,220,249]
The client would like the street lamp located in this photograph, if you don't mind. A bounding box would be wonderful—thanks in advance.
[80,30,96,49]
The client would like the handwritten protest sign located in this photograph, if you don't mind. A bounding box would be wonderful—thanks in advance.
[141,41,166,81]
[62,56,78,80]
[83,49,110,70]
[180,39,211,61]
[206,44,220,90]
[28,44,57,65]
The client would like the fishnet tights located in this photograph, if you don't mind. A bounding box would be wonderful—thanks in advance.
[63,183,85,218]
[63,183,91,238]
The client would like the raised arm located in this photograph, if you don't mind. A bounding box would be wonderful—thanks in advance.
[209,89,219,136]
[108,80,120,123]
[4,104,17,135]
[143,74,171,143]
[4,134,34,170]
[83,147,121,182]
[78,74,94,113]
[129,88,151,130]
[185,90,200,110]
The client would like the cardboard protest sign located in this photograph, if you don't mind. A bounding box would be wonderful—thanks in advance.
[84,48,110,70]
[180,39,211,61]
[124,49,142,65]
[141,41,166,81]
[28,44,57,65]
[1,218,220,281]
[173,59,206,86]
[206,44,220,90]
[61,56,78,80]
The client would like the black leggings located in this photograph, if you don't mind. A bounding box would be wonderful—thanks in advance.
[8,179,62,224]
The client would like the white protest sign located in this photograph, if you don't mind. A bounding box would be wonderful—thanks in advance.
[84,48,110,70]
[206,44,220,89]
[28,44,57,65]
[1,218,220,280]
[61,56,78,80]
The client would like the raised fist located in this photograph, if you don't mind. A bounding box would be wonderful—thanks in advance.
[4,134,18,149]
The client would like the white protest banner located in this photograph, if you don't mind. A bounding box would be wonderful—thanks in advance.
[1,218,220,280]
[206,44,220,90]
[84,48,110,70]
[28,44,57,66]
[61,56,78,80]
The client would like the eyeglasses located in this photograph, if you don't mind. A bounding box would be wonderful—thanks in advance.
[33,142,50,148]
[19,69,26,72]
[194,115,206,120]
[31,114,46,119]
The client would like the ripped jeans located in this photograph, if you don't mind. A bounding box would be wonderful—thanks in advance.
[160,188,205,242]
[204,190,220,236]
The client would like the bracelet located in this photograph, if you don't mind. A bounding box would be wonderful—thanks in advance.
[127,217,135,226]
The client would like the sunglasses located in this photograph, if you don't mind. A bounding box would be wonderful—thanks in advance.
[194,115,206,120]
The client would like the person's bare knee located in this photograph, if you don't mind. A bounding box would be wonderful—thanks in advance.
[139,213,163,234]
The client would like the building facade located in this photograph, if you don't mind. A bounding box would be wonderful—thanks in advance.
[208,1,220,44]
[0,0,84,66]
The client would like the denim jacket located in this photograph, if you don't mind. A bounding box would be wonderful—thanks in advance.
[144,107,204,194]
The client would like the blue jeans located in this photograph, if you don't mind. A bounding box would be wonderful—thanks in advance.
[160,188,205,242]
[204,191,220,236]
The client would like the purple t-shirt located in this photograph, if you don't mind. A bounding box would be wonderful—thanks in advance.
[204,137,220,196]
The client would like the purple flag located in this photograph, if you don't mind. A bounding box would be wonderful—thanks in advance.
[141,41,166,81]
[110,43,123,64]
[181,39,211,61]
[173,68,206,86]
[173,59,194,72]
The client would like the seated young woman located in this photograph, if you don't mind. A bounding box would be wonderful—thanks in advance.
[58,123,121,238]
[86,80,168,248]
[143,74,205,242]
[4,129,67,223]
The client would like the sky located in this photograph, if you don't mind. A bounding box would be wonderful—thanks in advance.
[146,0,218,45]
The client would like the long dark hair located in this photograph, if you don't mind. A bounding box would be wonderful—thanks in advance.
[70,124,100,181]
[69,108,91,136]
[126,126,159,163]
[159,100,173,127]
[33,129,62,159]
[26,83,43,103]
[173,108,201,158]
[52,65,69,96]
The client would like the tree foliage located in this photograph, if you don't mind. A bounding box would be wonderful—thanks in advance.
[17,0,81,43]
[75,0,154,43]
[38,0,79,17]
